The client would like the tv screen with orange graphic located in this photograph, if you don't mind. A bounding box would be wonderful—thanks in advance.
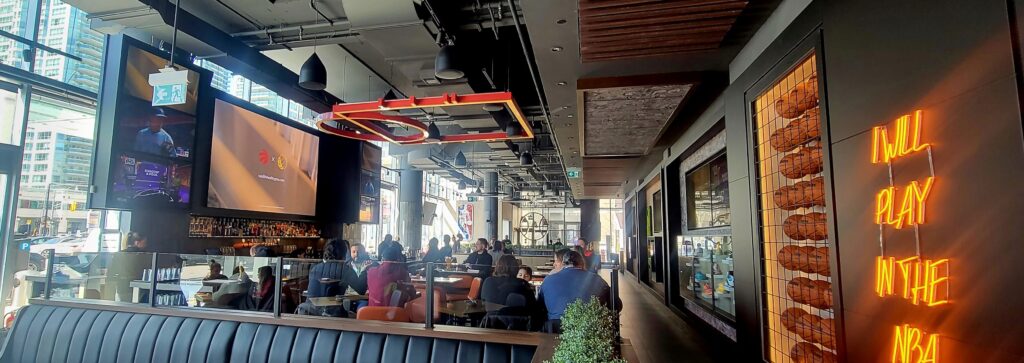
[207,99,320,215]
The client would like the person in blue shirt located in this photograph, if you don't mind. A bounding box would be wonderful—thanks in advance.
[134,107,175,156]
[537,250,621,331]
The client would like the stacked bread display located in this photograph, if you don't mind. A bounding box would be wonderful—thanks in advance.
[764,72,836,361]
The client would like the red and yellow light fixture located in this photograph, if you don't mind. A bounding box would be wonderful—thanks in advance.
[316,91,534,144]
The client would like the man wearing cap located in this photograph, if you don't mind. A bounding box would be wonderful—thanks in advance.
[134,107,175,156]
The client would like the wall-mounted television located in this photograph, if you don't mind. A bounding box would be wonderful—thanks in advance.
[92,36,209,210]
[206,98,320,216]
[359,142,382,223]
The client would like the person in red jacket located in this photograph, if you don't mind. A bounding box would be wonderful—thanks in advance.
[366,245,411,307]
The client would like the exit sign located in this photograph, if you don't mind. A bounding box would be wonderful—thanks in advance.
[567,168,582,178]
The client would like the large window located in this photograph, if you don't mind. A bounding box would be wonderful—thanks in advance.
[686,153,730,229]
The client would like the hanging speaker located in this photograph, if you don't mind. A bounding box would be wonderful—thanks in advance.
[298,53,327,90]
[435,45,464,80]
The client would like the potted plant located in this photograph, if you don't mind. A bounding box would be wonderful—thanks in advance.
[546,298,626,363]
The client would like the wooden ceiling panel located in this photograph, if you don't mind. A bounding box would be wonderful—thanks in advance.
[578,0,751,62]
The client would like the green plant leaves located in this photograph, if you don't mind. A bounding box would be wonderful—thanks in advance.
[546,297,626,363]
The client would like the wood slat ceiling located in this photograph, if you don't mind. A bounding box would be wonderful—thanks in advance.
[579,0,750,62]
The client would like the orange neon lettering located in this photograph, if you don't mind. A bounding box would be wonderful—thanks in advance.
[925,259,950,307]
[896,257,920,300]
[876,256,896,297]
[892,324,939,363]
[875,177,935,228]
[872,111,929,164]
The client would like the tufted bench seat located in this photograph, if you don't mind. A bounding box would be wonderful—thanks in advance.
[0,300,549,363]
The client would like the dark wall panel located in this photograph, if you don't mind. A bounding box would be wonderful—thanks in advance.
[824,0,1024,361]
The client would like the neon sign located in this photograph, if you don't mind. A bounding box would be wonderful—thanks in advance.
[869,111,949,362]
[875,177,935,228]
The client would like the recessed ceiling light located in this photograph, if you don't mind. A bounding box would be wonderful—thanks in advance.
[567,114,574,118]
[556,19,567,24]
[551,46,563,52]
[561,106,569,110]
[556,81,567,86]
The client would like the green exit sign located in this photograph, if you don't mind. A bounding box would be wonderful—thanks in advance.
[567,168,582,178]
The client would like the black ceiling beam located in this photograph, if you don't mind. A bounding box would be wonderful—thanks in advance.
[142,0,340,113]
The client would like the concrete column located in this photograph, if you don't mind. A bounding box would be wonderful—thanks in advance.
[580,199,601,245]
[399,165,424,252]
[484,171,499,241]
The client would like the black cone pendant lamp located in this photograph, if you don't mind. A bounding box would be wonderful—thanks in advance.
[426,121,442,143]
[505,122,522,137]
[435,44,464,80]
[299,3,327,90]
[520,151,533,166]
[298,53,327,90]
[454,150,467,167]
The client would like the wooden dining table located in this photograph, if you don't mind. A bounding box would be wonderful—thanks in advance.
[440,300,505,318]
[410,276,463,284]
[308,293,368,307]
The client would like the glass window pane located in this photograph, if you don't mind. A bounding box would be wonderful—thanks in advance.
[0,85,23,145]
[32,1,104,92]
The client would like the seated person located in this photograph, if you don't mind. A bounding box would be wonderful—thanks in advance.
[463,238,494,278]
[255,266,275,311]
[366,246,412,307]
[482,255,537,314]
[307,239,352,298]
[538,250,622,328]
[440,235,453,258]
[517,266,534,282]
[421,237,446,264]
[204,261,228,281]
[578,238,602,273]
[346,243,374,294]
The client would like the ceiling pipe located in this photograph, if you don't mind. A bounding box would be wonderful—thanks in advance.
[230,19,351,37]
[506,0,570,185]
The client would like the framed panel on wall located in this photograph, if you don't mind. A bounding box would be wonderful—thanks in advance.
[745,32,844,363]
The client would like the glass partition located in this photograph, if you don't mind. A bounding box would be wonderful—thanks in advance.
[37,251,150,304]
[150,254,274,312]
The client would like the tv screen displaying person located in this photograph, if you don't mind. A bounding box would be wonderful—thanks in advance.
[134,107,175,156]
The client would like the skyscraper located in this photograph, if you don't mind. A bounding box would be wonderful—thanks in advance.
[0,0,103,91]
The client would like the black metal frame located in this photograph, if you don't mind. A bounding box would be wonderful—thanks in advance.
[741,28,847,363]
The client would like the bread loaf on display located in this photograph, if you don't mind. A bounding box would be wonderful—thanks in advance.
[773,177,825,210]
[778,245,830,276]
[769,108,821,152]
[786,276,834,309]
[782,212,828,241]
[790,342,837,363]
[774,75,820,119]
[779,146,823,179]
[780,307,836,350]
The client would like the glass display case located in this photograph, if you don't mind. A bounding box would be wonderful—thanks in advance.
[678,235,735,317]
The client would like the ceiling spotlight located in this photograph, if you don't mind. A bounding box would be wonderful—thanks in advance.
[298,53,327,90]
[520,151,533,166]
[556,19,567,24]
[556,81,567,86]
[454,150,468,167]
[551,46,563,52]
[425,121,442,143]
[505,122,522,137]
[435,45,464,80]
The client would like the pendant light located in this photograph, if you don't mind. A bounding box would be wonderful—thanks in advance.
[520,151,533,166]
[505,122,522,137]
[299,3,327,90]
[426,121,442,143]
[435,43,464,80]
[454,150,467,167]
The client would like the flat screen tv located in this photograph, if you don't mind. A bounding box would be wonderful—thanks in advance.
[207,99,320,216]
[359,142,382,223]
[106,44,203,208]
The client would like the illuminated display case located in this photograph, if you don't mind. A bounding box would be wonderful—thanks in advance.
[749,52,840,362]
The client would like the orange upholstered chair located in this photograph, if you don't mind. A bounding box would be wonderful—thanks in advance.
[356,306,410,322]
[405,287,446,323]
[447,277,482,302]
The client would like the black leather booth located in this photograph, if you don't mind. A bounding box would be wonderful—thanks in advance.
[0,303,542,363]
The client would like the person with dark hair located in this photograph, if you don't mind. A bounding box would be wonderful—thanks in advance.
[481,255,536,311]
[453,234,463,254]
[577,238,602,273]
[440,235,453,258]
[204,261,227,281]
[517,266,534,282]
[255,266,275,311]
[307,239,350,298]
[551,248,572,275]
[377,234,399,259]
[109,232,150,302]
[463,238,493,278]
[421,237,445,263]
[538,250,621,329]
[366,246,412,307]
[489,239,504,263]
